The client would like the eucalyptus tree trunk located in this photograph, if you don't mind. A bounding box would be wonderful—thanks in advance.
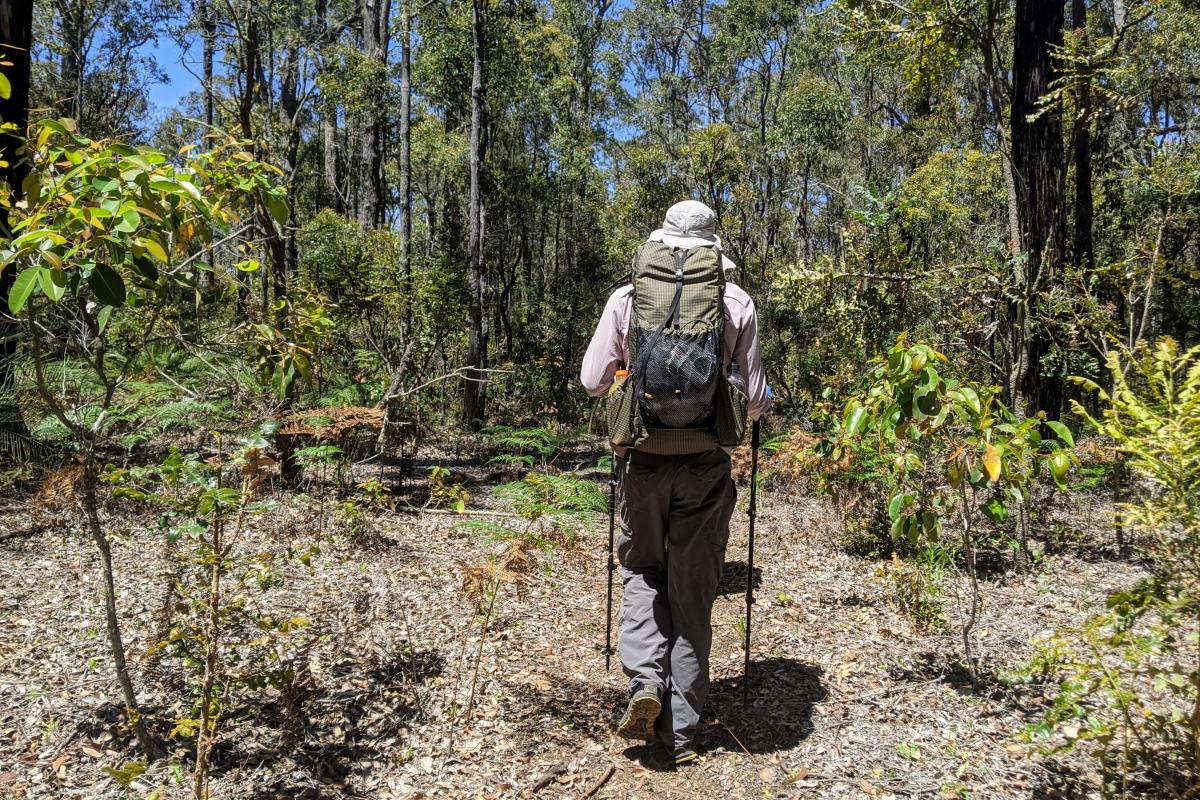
[0,0,32,451]
[463,0,488,428]
[399,0,413,283]
[1071,0,1093,271]
[57,0,86,124]
[357,0,389,229]
[1009,0,1066,417]
[318,0,343,213]
[202,0,214,128]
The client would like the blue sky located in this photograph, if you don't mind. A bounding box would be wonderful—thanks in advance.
[146,35,199,114]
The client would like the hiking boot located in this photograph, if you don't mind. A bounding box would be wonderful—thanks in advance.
[617,688,661,740]
[637,743,698,770]
[672,747,698,766]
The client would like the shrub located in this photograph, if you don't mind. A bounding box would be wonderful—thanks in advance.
[1032,339,1200,795]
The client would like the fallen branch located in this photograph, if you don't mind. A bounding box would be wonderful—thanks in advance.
[582,764,616,799]
[529,763,567,793]
[402,506,521,518]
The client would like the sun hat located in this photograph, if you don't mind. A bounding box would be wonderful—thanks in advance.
[647,200,738,272]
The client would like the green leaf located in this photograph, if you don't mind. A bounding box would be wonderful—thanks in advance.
[96,305,113,334]
[265,193,289,226]
[8,267,41,313]
[981,497,1009,523]
[1049,451,1071,488]
[843,401,868,437]
[888,492,910,522]
[1044,420,1075,448]
[956,386,981,416]
[113,209,141,233]
[87,263,127,306]
[131,256,159,283]
[38,267,66,302]
[0,73,10,100]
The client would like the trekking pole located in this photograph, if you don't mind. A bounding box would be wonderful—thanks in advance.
[604,454,618,671]
[743,419,760,705]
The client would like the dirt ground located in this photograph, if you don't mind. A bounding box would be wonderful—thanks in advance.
[0,447,1141,799]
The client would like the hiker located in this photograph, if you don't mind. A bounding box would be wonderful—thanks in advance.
[580,200,770,766]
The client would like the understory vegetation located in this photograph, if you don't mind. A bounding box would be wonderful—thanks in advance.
[1,0,1198,797]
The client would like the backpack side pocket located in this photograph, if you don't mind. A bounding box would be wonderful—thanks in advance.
[606,373,643,448]
[715,372,749,447]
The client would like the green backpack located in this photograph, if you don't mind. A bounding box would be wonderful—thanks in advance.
[606,241,748,454]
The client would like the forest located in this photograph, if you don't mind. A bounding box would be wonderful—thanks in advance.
[0,0,1198,797]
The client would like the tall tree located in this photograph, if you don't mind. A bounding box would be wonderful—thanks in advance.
[398,0,412,279]
[1010,0,1066,416]
[463,0,487,426]
[357,0,389,228]
[1071,0,1093,270]
[0,0,33,451]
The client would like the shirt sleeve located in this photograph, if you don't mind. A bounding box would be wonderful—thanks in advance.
[734,296,771,420]
[580,289,628,397]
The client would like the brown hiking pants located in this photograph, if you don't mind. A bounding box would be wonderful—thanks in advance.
[616,447,736,749]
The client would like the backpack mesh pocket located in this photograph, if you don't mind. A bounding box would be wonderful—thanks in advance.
[636,329,720,428]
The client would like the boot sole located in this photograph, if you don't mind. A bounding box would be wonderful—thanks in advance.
[617,695,661,740]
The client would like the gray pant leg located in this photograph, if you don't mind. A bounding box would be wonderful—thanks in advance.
[616,457,672,697]
[657,450,736,749]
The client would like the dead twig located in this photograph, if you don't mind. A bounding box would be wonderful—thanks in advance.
[529,763,568,793]
[582,764,616,799]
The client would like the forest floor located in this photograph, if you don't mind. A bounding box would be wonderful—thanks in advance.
[0,438,1142,799]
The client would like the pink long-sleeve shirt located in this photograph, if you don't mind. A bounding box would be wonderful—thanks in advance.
[580,282,771,421]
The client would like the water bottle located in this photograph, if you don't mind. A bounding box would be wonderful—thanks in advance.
[728,358,747,396]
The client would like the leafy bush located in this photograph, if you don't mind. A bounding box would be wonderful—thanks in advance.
[878,545,953,632]
[1032,339,1200,795]
[823,335,1074,682]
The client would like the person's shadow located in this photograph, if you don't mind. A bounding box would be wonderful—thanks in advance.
[700,657,826,755]
[716,559,761,595]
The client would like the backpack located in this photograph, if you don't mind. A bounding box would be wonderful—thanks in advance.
[606,241,747,454]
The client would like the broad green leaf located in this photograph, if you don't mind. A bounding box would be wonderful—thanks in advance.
[1049,451,1071,485]
[265,193,289,226]
[1044,420,1075,448]
[96,305,113,334]
[87,263,127,306]
[131,256,159,283]
[0,73,10,100]
[8,267,41,313]
[845,406,868,437]
[888,492,910,522]
[38,267,66,302]
[957,386,981,416]
[981,497,1009,523]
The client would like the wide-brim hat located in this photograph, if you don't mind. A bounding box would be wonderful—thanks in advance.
[648,200,737,272]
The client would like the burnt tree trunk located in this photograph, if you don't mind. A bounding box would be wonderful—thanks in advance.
[357,0,389,229]
[1071,0,1093,270]
[463,0,488,427]
[0,0,33,449]
[1010,0,1066,417]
